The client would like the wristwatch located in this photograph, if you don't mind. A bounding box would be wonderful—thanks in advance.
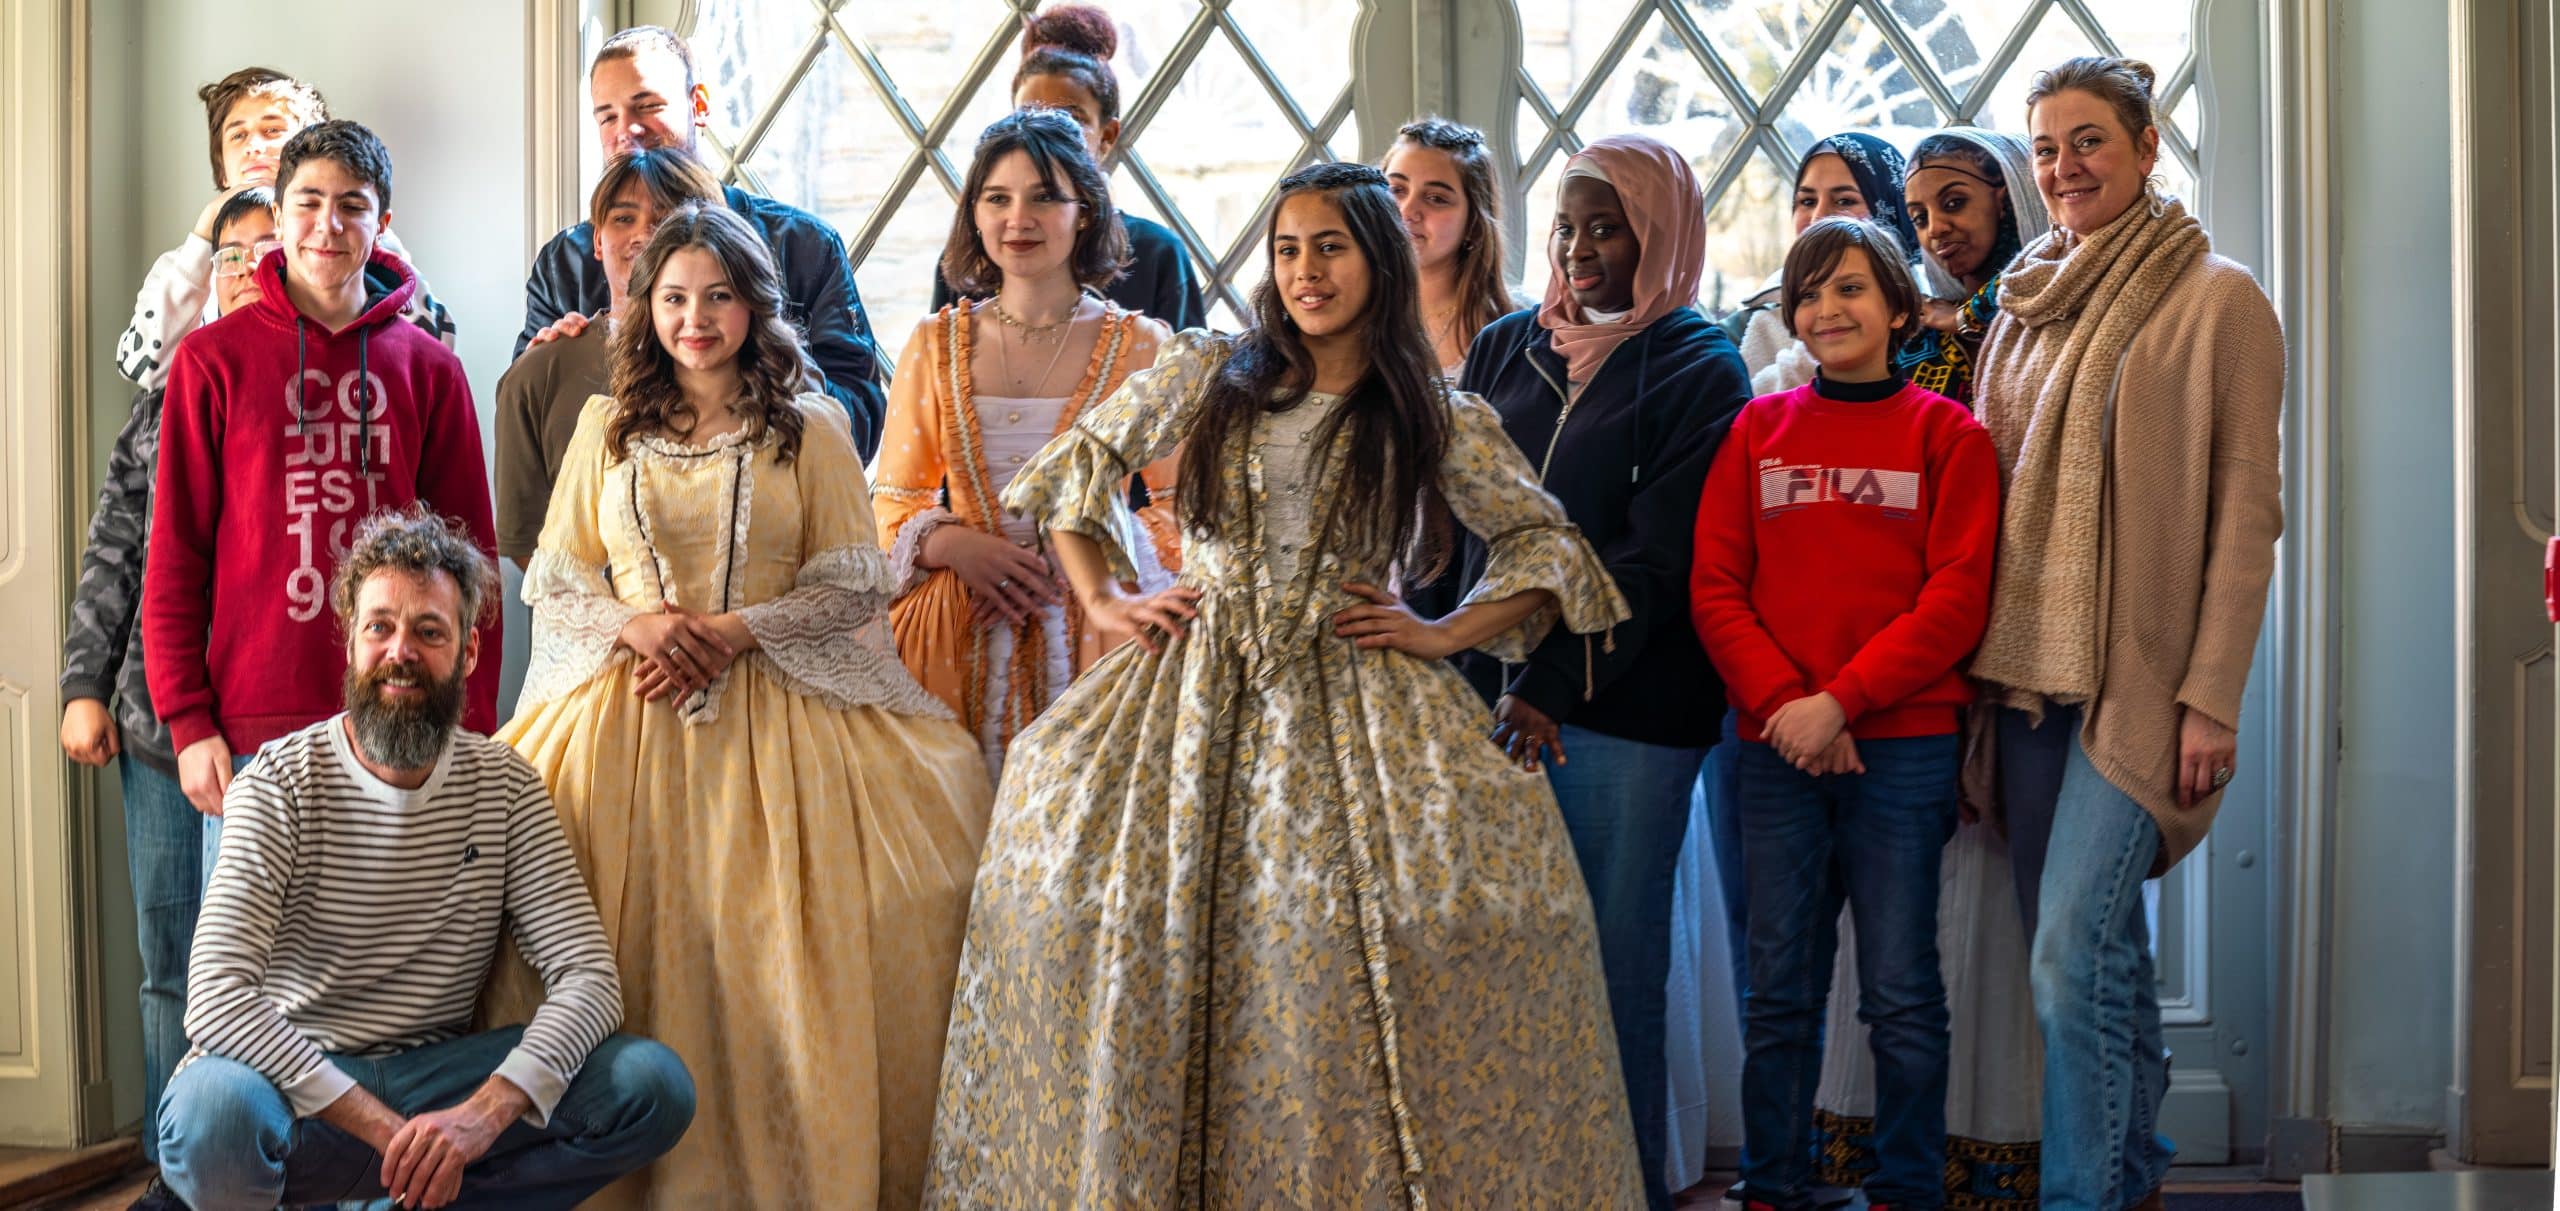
[1955,310,1986,342]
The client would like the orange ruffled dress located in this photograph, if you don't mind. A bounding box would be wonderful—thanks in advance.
[871,301,1180,774]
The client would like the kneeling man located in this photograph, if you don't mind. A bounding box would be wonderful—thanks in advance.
[153,506,692,1211]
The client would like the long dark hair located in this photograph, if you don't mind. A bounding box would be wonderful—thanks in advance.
[1387,117,1511,352]
[608,202,812,464]
[1177,162,1452,581]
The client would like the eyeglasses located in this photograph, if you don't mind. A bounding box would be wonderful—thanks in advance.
[213,240,283,278]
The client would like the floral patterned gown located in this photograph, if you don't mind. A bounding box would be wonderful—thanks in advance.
[494,393,993,1208]
[923,332,1647,1208]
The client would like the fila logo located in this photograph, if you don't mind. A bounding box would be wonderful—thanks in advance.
[1757,463,1921,512]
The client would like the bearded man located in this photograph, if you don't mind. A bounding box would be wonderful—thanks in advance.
[149,506,693,1211]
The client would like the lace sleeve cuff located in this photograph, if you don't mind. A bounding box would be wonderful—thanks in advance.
[517,548,640,710]
[999,426,1141,583]
[1463,522,1631,663]
[888,507,963,596]
[737,544,955,722]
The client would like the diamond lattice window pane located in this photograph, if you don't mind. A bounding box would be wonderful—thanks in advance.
[2169,84,2200,146]
[934,70,1030,185]
[1226,2,1359,131]
[1521,0,1648,121]
[1701,147,1796,314]
[1682,0,1826,104]
[841,0,1017,129]
[865,179,974,336]
[1133,32,1309,266]
[740,39,882,225]
[1207,293,1249,335]
[1977,3,2109,137]
[691,0,834,153]
[1576,11,1748,170]
[1516,153,1567,305]
[2079,0,2192,75]
[1093,0,1205,114]
[1883,0,2038,113]
[1110,162,1172,229]
[1771,4,1943,149]
[1518,97,1559,176]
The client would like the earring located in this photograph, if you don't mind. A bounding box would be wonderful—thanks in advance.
[2144,175,2168,218]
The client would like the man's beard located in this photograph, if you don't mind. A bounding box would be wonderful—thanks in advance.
[344,657,466,771]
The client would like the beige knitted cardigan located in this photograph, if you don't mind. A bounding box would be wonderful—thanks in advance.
[1973,250,2285,874]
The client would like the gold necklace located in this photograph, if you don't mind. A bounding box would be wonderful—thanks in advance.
[987,298,1075,344]
[987,302,1078,397]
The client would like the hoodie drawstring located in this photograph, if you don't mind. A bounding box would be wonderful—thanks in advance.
[357,328,372,479]
[293,319,309,435]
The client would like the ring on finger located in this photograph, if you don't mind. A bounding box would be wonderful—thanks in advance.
[2211,765,2234,788]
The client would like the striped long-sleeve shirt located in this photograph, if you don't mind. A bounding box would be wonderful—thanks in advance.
[181,716,621,1125]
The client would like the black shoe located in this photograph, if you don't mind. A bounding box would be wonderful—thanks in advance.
[128,1176,190,1211]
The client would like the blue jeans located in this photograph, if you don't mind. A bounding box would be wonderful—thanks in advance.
[121,756,202,1164]
[1735,734,1958,1211]
[156,1028,693,1211]
[1697,709,1750,1013]
[1545,724,1708,1211]
[198,751,254,897]
[1998,706,2174,1209]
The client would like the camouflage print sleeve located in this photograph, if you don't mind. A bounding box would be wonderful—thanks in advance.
[60,388,164,702]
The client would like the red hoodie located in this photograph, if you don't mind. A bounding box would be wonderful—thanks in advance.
[144,248,498,756]
[1689,380,1999,741]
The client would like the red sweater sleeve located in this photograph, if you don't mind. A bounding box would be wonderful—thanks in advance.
[1689,403,1809,718]
[415,355,503,734]
[1819,415,2001,723]
[142,343,227,752]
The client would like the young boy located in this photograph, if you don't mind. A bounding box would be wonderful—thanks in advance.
[59,186,274,1171]
[142,120,499,827]
[1690,215,2000,1211]
[113,67,454,391]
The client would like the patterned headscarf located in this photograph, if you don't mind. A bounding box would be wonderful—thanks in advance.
[1894,127,2055,404]
[1535,134,1707,382]
[1796,132,1917,256]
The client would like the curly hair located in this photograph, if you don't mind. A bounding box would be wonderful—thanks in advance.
[608,202,812,464]
[329,504,499,631]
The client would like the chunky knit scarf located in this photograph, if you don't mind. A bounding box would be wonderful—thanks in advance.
[1973,194,2207,715]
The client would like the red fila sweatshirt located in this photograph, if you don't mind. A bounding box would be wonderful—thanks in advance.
[143,248,499,756]
[1689,379,2000,741]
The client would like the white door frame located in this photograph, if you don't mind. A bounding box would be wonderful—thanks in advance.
[0,0,114,1149]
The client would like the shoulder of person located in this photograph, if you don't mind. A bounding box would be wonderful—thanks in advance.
[729,188,849,252]
[1472,305,1541,353]
[535,220,598,262]
[786,389,858,441]
[1120,212,1178,250]
[1156,326,1238,372]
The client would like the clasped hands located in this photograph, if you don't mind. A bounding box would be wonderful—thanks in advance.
[1763,691,1866,776]
[619,605,753,702]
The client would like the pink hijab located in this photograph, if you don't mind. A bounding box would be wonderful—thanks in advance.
[1536,135,1707,382]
